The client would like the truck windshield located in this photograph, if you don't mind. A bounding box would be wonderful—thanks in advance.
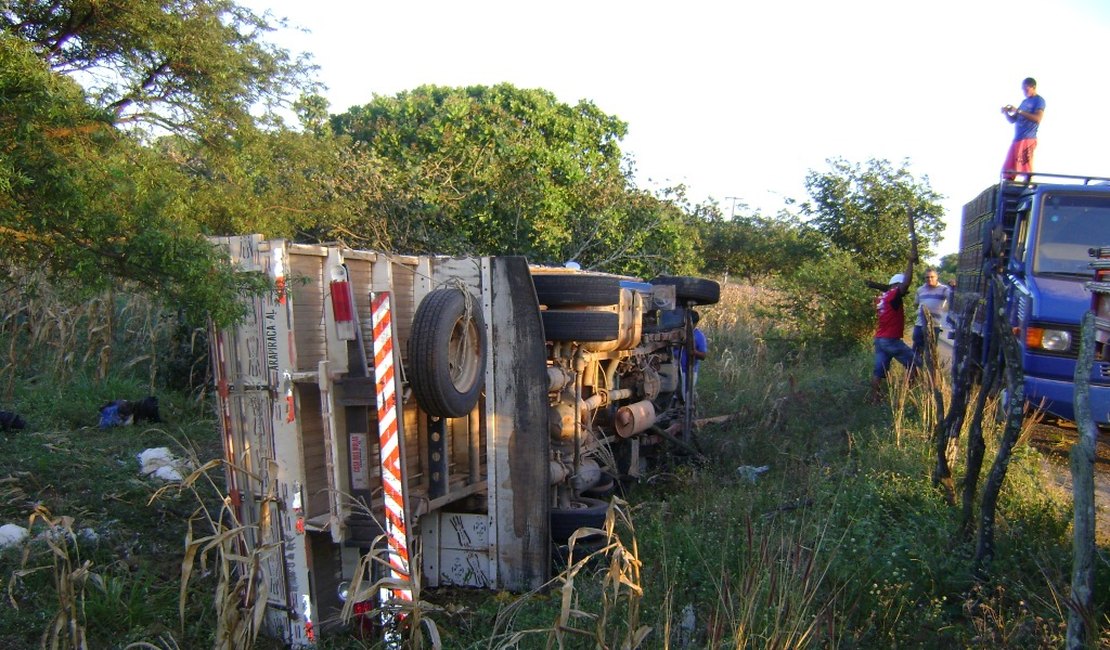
[1034,192,1110,276]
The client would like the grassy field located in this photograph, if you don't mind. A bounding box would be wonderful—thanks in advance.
[0,282,1106,648]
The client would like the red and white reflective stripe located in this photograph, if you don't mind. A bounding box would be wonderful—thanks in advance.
[371,292,413,604]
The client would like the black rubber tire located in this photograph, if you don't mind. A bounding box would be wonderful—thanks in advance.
[650,275,721,305]
[582,474,616,499]
[552,535,608,572]
[550,497,609,543]
[407,288,487,418]
[541,310,620,342]
[532,274,623,307]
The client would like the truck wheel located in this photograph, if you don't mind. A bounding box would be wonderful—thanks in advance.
[531,274,622,307]
[582,472,616,499]
[408,288,486,418]
[650,275,720,305]
[541,310,620,342]
[550,497,608,543]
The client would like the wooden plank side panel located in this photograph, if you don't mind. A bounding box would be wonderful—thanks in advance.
[217,244,279,389]
[288,252,326,373]
[344,256,374,328]
[402,404,423,485]
[210,378,288,637]
[390,260,418,366]
[449,416,468,477]
[297,383,330,520]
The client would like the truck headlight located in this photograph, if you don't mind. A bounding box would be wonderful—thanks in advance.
[1026,327,1071,351]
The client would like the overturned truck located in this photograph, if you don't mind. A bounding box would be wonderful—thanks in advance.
[208,236,719,645]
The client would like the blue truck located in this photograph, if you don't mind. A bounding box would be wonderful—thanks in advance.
[954,173,1110,424]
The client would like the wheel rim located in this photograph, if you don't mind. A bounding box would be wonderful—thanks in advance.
[448,314,482,392]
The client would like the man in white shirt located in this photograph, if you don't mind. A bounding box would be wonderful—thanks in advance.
[912,268,951,366]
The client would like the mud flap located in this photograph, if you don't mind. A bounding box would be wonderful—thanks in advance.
[488,256,550,590]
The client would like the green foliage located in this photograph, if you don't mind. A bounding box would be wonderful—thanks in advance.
[938,251,958,282]
[2,0,316,135]
[161,121,388,248]
[331,84,700,275]
[803,157,946,273]
[1,24,275,325]
[0,277,1100,649]
[771,247,877,347]
[699,207,828,281]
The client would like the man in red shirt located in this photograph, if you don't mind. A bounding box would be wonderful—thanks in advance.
[870,254,916,401]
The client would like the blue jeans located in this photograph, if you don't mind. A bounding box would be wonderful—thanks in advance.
[873,337,914,379]
[912,325,942,364]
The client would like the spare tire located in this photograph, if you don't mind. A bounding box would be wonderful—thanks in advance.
[650,275,720,305]
[407,288,486,418]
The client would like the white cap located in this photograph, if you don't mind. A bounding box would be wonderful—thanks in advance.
[888,273,905,285]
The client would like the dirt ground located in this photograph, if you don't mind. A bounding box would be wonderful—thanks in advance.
[1029,421,1110,546]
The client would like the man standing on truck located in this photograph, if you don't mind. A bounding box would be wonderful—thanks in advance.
[1001,77,1045,180]
[912,268,951,366]
[868,254,916,402]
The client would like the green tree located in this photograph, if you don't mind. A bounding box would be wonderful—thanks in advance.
[0,34,259,323]
[937,252,958,282]
[802,158,944,274]
[771,247,876,346]
[699,206,827,281]
[331,83,698,274]
[159,119,390,246]
[0,0,318,323]
[2,0,314,135]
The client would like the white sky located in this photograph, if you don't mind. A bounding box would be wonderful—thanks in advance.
[243,0,1110,258]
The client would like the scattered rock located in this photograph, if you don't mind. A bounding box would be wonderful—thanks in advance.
[736,465,770,483]
[677,602,697,647]
[0,523,29,548]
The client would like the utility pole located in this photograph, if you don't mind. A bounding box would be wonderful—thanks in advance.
[724,196,742,219]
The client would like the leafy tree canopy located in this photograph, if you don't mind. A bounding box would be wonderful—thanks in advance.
[936,252,958,282]
[331,84,699,275]
[2,0,315,136]
[801,157,945,275]
[699,204,827,282]
[771,246,876,347]
[0,5,309,324]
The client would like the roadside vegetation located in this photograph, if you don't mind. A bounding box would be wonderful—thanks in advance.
[2,1,1106,647]
[0,283,1105,648]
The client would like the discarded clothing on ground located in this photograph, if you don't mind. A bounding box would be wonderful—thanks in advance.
[0,410,26,432]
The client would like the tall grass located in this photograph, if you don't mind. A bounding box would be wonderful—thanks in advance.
[451,280,1097,648]
[0,275,225,648]
[0,271,207,403]
[1,274,1103,648]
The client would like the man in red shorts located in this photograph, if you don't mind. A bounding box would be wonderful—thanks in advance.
[1001,77,1045,181]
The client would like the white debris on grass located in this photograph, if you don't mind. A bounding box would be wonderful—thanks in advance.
[0,523,29,548]
[677,602,697,648]
[137,447,188,482]
[737,465,770,483]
